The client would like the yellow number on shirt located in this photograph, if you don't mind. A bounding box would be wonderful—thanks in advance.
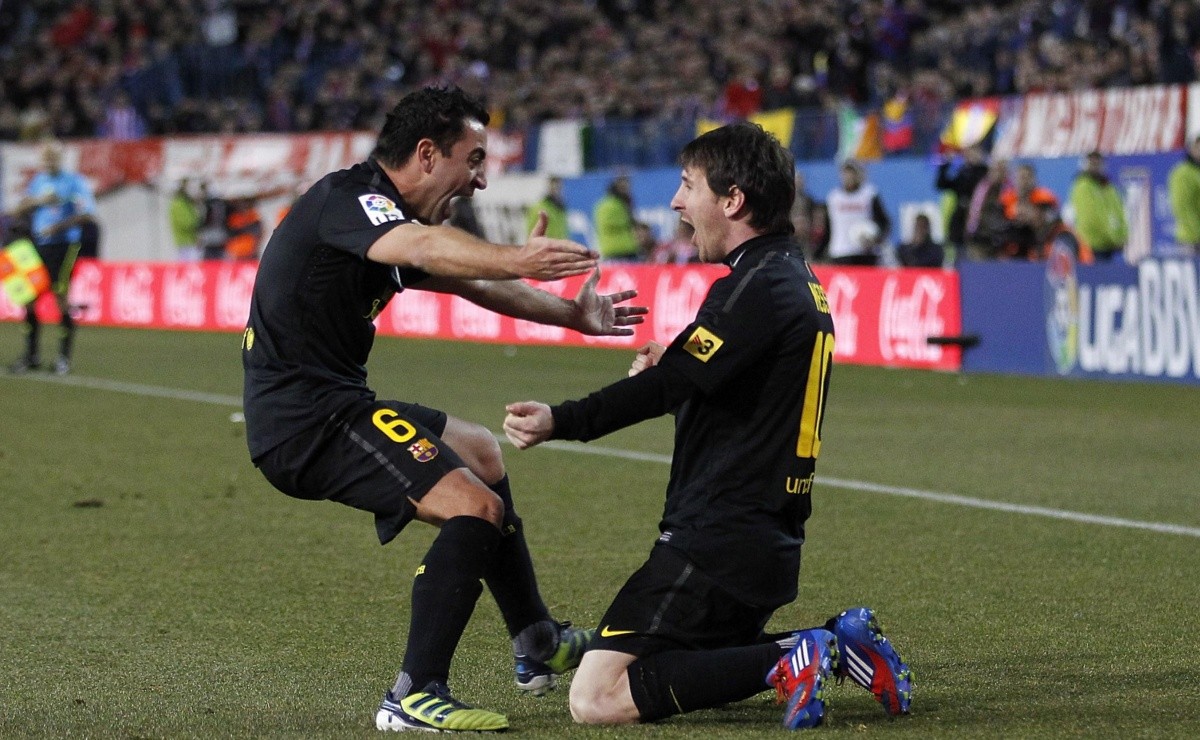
[796,331,834,459]
[372,409,417,444]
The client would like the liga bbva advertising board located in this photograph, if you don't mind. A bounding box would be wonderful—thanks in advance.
[962,257,1200,385]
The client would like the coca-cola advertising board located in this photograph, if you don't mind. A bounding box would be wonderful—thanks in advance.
[2,261,962,371]
[813,266,962,371]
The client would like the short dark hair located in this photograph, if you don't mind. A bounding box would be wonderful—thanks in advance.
[372,86,490,168]
[679,123,795,234]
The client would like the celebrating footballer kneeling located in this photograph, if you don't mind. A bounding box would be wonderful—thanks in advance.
[505,123,913,730]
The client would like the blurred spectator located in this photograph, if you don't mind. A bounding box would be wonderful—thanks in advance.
[897,212,944,268]
[934,144,989,258]
[169,177,201,262]
[1157,1,1200,84]
[99,90,148,140]
[999,163,1059,259]
[1168,134,1200,256]
[1069,151,1127,262]
[524,175,568,239]
[721,58,763,119]
[1034,204,1093,265]
[8,140,95,376]
[965,158,1011,260]
[825,159,890,266]
[649,219,698,264]
[633,220,656,260]
[593,174,640,262]
[790,170,827,261]
[78,212,101,258]
[225,196,264,261]
[197,181,229,261]
[762,61,816,111]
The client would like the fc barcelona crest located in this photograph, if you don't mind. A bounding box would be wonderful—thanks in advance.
[408,438,439,462]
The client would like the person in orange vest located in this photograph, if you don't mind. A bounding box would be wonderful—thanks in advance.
[998,163,1058,259]
[1033,203,1094,265]
[225,197,264,261]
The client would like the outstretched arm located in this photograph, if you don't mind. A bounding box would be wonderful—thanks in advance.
[421,268,647,336]
[366,212,597,281]
[505,364,696,447]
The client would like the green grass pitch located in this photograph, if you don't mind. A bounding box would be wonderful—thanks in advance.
[1,322,1198,738]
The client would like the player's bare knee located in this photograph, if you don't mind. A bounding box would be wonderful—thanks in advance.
[463,487,504,528]
[418,472,505,529]
[569,685,601,724]
[569,683,630,725]
[469,428,505,483]
[444,419,505,484]
[480,489,504,526]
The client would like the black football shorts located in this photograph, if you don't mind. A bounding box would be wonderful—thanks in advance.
[255,399,467,544]
[593,543,775,658]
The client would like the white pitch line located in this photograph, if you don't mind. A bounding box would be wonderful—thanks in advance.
[5,372,243,407]
[527,438,1200,539]
[814,477,1200,538]
[8,373,1200,539]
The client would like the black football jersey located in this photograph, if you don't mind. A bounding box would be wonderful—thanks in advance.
[551,234,835,608]
[242,159,429,459]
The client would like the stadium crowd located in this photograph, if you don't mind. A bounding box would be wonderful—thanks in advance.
[0,0,1197,143]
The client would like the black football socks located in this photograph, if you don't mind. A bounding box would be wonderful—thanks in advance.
[482,475,553,637]
[627,643,784,721]
[399,515,500,692]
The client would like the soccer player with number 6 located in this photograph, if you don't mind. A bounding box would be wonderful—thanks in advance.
[243,86,646,733]
[504,123,912,730]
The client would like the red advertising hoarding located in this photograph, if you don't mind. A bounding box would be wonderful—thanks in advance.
[815,266,962,370]
[1,261,962,371]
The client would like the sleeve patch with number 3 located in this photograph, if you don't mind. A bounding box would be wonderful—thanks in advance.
[683,326,724,362]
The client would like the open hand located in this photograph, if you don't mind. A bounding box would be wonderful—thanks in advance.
[516,211,597,281]
[572,268,648,336]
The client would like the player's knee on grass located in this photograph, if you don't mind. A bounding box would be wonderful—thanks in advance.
[441,417,505,484]
[569,654,640,725]
[569,683,639,725]
[569,682,614,725]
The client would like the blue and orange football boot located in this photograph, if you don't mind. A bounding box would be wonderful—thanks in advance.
[515,622,595,696]
[765,628,838,730]
[829,606,913,716]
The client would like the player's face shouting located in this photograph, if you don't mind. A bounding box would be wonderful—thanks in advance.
[430,118,488,222]
[670,165,728,263]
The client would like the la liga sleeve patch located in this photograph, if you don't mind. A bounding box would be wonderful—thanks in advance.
[358,194,405,225]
